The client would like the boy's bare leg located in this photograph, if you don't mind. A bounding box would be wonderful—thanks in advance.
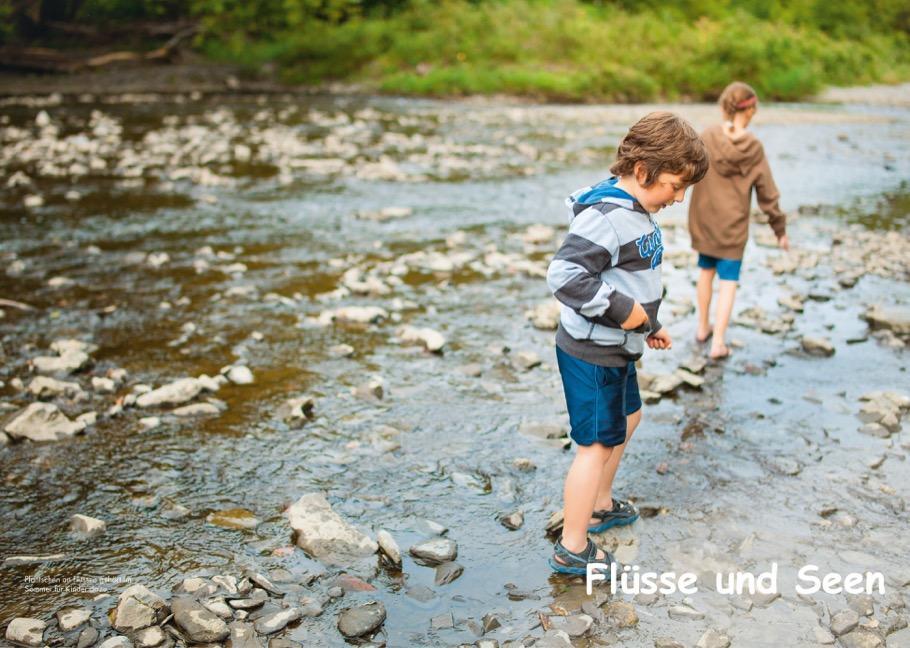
[696,268,716,341]
[710,279,738,357]
[591,409,642,520]
[560,443,612,556]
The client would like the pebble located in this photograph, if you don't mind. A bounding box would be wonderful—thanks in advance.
[337,601,386,638]
[409,537,457,564]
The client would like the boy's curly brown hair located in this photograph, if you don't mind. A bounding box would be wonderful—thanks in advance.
[609,111,709,188]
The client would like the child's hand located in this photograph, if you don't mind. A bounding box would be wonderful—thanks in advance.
[621,302,649,330]
[777,234,790,251]
[647,328,672,350]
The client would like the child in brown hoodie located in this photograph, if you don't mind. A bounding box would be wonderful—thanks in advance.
[688,81,790,359]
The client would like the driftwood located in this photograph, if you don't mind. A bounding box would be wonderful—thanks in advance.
[0,24,198,73]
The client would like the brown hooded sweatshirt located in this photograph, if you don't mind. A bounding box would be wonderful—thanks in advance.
[688,123,786,260]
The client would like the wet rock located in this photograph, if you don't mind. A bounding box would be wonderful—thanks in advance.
[77,625,100,648]
[113,584,168,632]
[254,607,301,634]
[136,378,202,408]
[337,601,386,638]
[92,376,116,393]
[277,397,315,425]
[751,590,780,607]
[769,456,801,476]
[679,355,707,374]
[319,306,388,325]
[227,622,263,648]
[847,594,875,617]
[602,601,638,627]
[201,597,233,619]
[526,300,560,330]
[56,606,92,631]
[70,513,106,538]
[654,639,685,648]
[398,325,446,352]
[859,423,891,438]
[353,378,384,401]
[675,368,704,388]
[814,625,836,644]
[206,508,260,530]
[863,304,910,336]
[133,625,167,648]
[802,336,835,357]
[435,561,464,585]
[328,343,355,357]
[172,402,221,417]
[376,529,402,567]
[499,510,524,530]
[172,597,229,643]
[409,537,457,565]
[696,629,731,648]
[98,637,132,648]
[647,372,684,395]
[5,618,46,647]
[32,340,93,375]
[549,614,593,637]
[519,421,566,440]
[513,457,536,471]
[27,376,85,399]
[224,365,255,385]
[139,416,161,430]
[667,603,705,620]
[430,612,454,629]
[357,206,412,221]
[534,629,572,647]
[285,493,378,566]
[4,402,87,441]
[514,351,542,371]
[830,609,860,636]
[838,628,884,648]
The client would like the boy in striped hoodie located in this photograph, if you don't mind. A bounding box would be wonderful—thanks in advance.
[546,112,708,575]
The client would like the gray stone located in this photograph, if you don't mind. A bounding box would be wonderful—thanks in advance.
[171,596,229,643]
[225,365,255,385]
[814,625,836,644]
[98,638,133,648]
[4,402,86,441]
[5,618,46,647]
[376,529,402,567]
[77,626,100,648]
[70,513,106,537]
[337,601,386,638]
[602,601,638,627]
[430,612,454,629]
[696,629,731,648]
[667,604,705,620]
[133,625,167,648]
[136,378,202,408]
[56,606,92,631]
[27,376,85,399]
[276,397,315,425]
[751,590,781,607]
[802,336,835,356]
[838,628,884,648]
[32,339,92,375]
[859,423,891,438]
[830,608,860,636]
[434,561,464,585]
[228,622,263,648]
[171,403,220,416]
[534,630,572,648]
[254,607,301,635]
[409,537,457,564]
[499,510,524,530]
[549,614,593,637]
[863,304,910,336]
[654,639,685,648]
[113,584,168,633]
[285,493,378,566]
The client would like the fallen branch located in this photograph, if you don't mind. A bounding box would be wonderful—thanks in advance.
[0,298,36,311]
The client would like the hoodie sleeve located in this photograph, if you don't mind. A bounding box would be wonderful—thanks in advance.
[546,207,636,326]
[754,150,787,239]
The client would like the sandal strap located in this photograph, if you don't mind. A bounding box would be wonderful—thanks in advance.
[592,498,636,519]
[554,538,599,566]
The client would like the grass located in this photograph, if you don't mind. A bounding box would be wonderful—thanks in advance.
[199,0,910,102]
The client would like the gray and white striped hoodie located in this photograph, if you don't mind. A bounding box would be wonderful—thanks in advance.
[546,177,664,366]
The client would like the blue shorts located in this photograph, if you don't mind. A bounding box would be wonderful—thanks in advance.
[697,253,742,282]
[555,345,642,448]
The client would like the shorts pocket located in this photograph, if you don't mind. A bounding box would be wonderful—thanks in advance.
[597,365,626,387]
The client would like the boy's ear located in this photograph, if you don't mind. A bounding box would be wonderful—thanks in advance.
[633,161,648,186]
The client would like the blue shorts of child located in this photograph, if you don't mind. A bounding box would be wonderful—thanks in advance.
[697,253,742,282]
[555,345,642,447]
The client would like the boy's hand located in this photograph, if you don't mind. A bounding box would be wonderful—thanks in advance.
[777,234,790,251]
[621,302,649,330]
[647,328,672,350]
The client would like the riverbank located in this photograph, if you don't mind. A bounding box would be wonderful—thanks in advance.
[1,92,909,647]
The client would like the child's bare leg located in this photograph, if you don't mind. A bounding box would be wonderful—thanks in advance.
[561,443,613,555]
[696,268,716,341]
[710,279,738,357]
[590,409,642,520]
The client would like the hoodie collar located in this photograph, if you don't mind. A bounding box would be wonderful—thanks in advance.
[567,176,648,215]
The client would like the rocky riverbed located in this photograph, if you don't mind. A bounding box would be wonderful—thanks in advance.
[1,87,909,648]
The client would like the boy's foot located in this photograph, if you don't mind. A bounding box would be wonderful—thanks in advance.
[695,328,713,344]
[549,537,615,576]
[709,343,731,359]
[588,498,640,533]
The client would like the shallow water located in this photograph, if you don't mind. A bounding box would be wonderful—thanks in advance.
[0,93,908,647]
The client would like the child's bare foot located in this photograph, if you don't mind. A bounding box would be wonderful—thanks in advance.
[695,327,713,344]
[709,343,731,359]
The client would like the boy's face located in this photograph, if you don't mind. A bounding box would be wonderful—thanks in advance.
[638,171,689,214]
